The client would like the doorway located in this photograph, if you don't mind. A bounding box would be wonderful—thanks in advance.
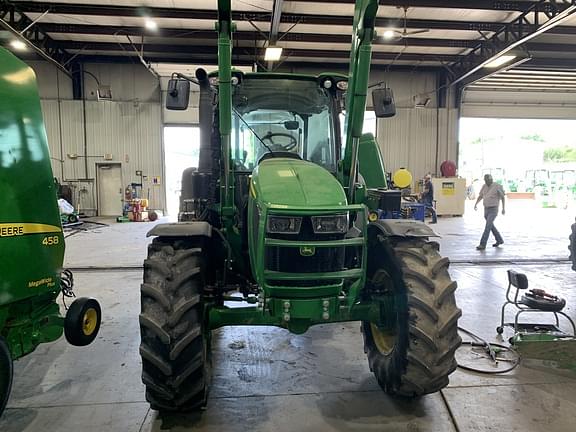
[163,126,200,218]
[459,118,576,207]
[97,163,123,216]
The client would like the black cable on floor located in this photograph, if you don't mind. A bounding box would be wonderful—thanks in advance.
[457,326,520,374]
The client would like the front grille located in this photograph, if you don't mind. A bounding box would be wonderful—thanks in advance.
[265,216,349,274]
[265,245,345,273]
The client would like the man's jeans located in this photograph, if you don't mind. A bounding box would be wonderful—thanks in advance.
[422,198,437,223]
[480,206,503,247]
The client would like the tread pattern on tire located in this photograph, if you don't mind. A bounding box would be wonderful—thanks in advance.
[139,238,210,412]
[0,337,13,418]
[362,238,462,397]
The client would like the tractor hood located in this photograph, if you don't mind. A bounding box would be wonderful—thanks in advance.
[251,158,347,208]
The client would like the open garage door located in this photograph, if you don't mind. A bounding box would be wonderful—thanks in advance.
[461,68,576,120]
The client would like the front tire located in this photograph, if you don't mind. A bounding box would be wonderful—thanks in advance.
[362,237,462,397]
[0,337,13,418]
[139,237,211,412]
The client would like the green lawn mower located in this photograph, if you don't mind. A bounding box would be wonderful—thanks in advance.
[139,0,461,412]
[0,47,102,417]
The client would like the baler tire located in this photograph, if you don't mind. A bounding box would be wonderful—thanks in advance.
[362,238,462,397]
[64,297,102,346]
[0,337,13,418]
[139,237,210,412]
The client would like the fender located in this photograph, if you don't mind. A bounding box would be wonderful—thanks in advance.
[147,221,212,238]
[368,219,439,238]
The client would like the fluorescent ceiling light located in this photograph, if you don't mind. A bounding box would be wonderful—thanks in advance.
[10,40,27,51]
[382,30,396,39]
[484,55,517,69]
[145,19,158,30]
[264,46,283,62]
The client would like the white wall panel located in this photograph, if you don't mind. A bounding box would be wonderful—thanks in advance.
[376,107,459,184]
[40,99,164,214]
[40,100,63,177]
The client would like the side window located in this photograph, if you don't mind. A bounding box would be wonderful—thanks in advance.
[363,111,377,137]
[339,110,378,150]
[307,108,334,170]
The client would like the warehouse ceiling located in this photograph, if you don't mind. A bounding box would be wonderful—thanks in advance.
[2,0,576,89]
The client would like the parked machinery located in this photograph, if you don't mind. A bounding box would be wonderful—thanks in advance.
[139,0,461,412]
[0,47,102,417]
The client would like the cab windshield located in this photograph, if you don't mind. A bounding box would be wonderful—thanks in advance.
[231,77,338,172]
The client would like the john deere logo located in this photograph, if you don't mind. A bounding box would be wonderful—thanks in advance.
[300,246,315,256]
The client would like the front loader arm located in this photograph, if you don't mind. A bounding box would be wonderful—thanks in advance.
[341,0,379,200]
[217,0,234,219]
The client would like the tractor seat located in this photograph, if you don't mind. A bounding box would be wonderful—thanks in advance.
[498,269,574,335]
[507,270,566,313]
[507,270,528,290]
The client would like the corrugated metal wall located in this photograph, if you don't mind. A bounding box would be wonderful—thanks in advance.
[40,100,164,215]
[377,107,459,184]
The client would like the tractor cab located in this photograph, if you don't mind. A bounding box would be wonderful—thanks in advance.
[228,73,347,173]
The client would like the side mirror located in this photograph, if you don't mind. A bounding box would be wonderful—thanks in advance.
[284,121,299,130]
[166,79,190,110]
[372,88,396,118]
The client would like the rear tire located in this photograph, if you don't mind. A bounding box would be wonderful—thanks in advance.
[139,237,210,412]
[0,337,13,418]
[362,237,462,397]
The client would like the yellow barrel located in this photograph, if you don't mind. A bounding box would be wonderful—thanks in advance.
[393,168,412,189]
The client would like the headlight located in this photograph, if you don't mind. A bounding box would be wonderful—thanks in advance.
[267,216,302,235]
[311,214,348,234]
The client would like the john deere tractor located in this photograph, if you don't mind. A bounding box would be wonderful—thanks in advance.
[0,47,102,417]
[140,0,461,411]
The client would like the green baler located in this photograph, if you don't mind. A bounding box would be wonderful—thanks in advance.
[0,47,101,417]
[139,0,461,412]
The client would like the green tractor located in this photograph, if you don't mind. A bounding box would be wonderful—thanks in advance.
[140,0,461,412]
[0,48,102,417]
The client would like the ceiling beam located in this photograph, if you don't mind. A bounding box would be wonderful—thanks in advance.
[449,0,576,85]
[55,40,461,62]
[37,22,483,48]
[52,54,443,72]
[38,23,576,52]
[267,0,283,68]
[270,0,283,43]
[11,1,576,35]
[290,0,572,13]
[0,2,72,74]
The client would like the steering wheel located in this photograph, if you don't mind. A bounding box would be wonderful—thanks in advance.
[262,132,298,151]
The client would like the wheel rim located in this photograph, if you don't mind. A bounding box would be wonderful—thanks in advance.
[370,323,396,355]
[82,308,98,336]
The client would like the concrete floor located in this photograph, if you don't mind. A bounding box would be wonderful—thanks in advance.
[1,200,575,431]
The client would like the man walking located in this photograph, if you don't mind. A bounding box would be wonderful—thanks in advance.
[474,174,505,250]
[420,174,437,224]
